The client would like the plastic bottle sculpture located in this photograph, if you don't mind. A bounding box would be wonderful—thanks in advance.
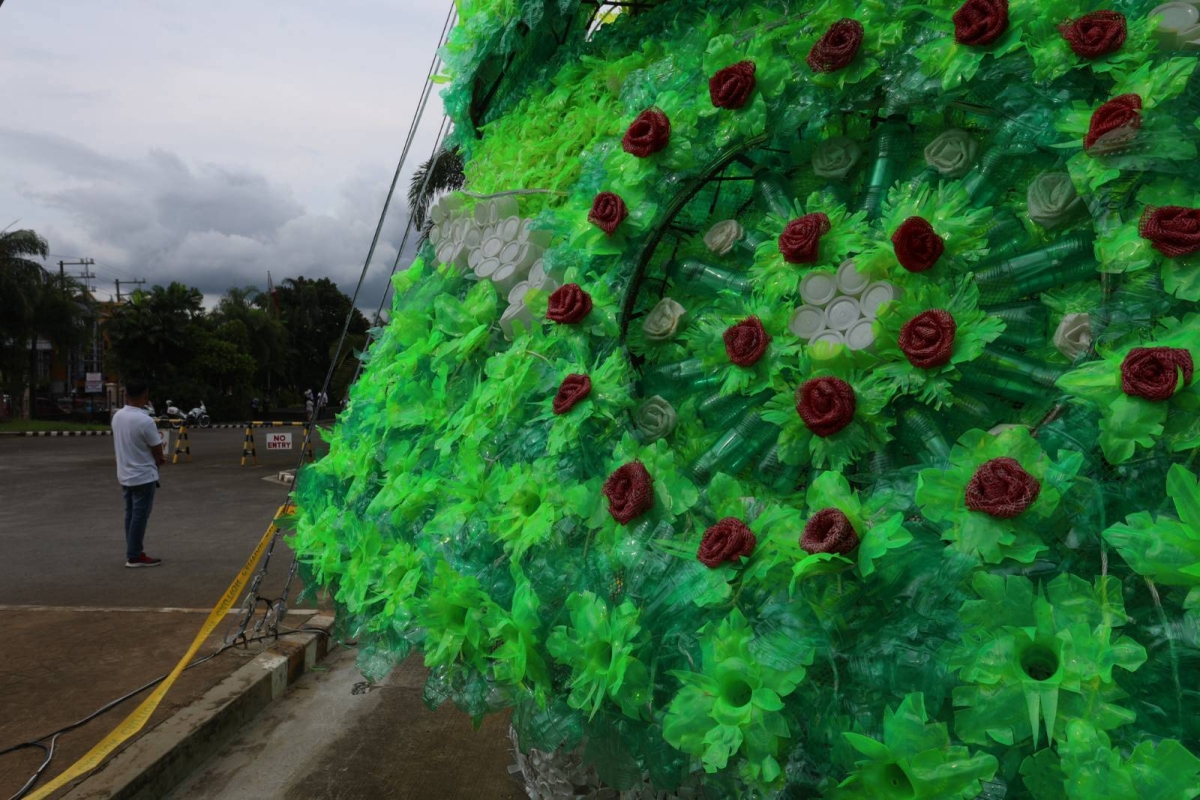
[292,0,1200,796]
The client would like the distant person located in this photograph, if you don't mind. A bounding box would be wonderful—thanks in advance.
[305,396,314,417]
[251,397,260,416]
[112,378,166,568]
[145,399,156,417]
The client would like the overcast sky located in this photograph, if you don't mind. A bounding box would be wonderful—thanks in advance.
[0,1,450,310]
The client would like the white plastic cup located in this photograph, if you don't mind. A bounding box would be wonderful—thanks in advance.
[507,281,531,306]
[1151,3,1200,49]
[499,302,533,340]
[500,216,521,241]
[799,271,838,306]
[462,225,481,249]
[492,195,519,219]
[789,305,826,340]
[500,241,522,264]
[824,296,861,331]
[511,243,537,272]
[811,329,846,346]
[860,281,899,319]
[835,259,870,296]
[473,200,492,226]
[467,248,484,271]
[477,257,501,278]
[845,319,876,351]
[482,236,503,259]
[491,264,522,295]
[429,225,443,246]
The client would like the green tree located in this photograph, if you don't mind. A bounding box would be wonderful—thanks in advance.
[0,229,95,416]
[268,276,368,397]
[213,285,288,394]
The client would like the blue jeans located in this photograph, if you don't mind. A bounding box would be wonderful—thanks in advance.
[123,481,157,560]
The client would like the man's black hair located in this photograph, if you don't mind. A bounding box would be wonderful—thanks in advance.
[125,378,149,398]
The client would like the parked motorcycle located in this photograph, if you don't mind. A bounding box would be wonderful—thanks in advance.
[164,400,211,429]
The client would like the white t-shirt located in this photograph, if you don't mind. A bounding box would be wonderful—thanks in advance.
[113,404,161,486]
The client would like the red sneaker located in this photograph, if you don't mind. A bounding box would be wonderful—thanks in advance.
[125,553,163,568]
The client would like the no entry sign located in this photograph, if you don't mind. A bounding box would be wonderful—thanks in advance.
[266,432,293,450]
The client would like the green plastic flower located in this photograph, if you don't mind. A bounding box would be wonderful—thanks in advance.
[489,458,592,558]
[761,348,897,472]
[743,470,910,589]
[1056,59,1200,193]
[1025,9,1160,83]
[856,180,994,279]
[1095,177,1200,301]
[873,278,1005,407]
[1103,464,1200,587]
[750,191,871,305]
[1055,313,1200,464]
[415,562,503,673]
[545,591,652,720]
[488,563,552,704]
[830,693,998,799]
[544,348,636,457]
[950,572,1147,747]
[1020,720,1200,800]
[916,426,1083,563]
[686,299,802,397]
[662,608,813,788]
[911,0,1031,91]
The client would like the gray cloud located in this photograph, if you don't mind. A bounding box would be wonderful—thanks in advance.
[3,127,420,308]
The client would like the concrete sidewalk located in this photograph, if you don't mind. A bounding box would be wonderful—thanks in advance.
[165,646,526,800]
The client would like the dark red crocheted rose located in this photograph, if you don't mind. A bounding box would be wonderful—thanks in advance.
[953,0,1009,46]
[709,61,757,109]
[589,192,628,236]
[1058,11,1126,58]
[552,373,592,415]
[891,216,946,273]
[778,213,831,264]
[1140,206,1200,258]
[1085,93,1142,152]
[1120,347,1194,402]
[899,310,957,369]
[546,283,593,324]
[697,517,756,568]
[806,19,864,73]
[800,508,860,555]
[724,316,771,367]
[965,457,1041,518]
[622,108,671,158]
[602,461,654,524]
[795,377,856,437]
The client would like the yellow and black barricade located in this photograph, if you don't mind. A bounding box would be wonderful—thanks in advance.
[240,421,315,466]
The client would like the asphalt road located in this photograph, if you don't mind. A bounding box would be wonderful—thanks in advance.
[0,427,325,608]
[0,427,332,798]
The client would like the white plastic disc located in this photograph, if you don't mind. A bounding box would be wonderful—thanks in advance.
[824,296,861,331]
[788,305,826,339]
[799,271,838,306]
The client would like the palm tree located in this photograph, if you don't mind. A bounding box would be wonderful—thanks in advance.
[0,228,51,416]
[407,146,465,241]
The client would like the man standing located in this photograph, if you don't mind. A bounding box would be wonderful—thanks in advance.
[112,378,166,568]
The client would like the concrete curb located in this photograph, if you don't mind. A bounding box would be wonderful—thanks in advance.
[59,614,336,800]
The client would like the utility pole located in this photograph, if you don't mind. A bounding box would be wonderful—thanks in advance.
[115,278,145,302]
[55,259,94,395]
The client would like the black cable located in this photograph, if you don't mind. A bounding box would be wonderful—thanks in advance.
[2,627,344,800]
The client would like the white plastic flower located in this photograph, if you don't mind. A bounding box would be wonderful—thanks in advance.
[703,220,744,256]
[634,396,677,441]
[1054,313,1092,360]
[811,136,863,180]
[1027,172,1084,230]
[642,297,686,341]
[924,129,979,178]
